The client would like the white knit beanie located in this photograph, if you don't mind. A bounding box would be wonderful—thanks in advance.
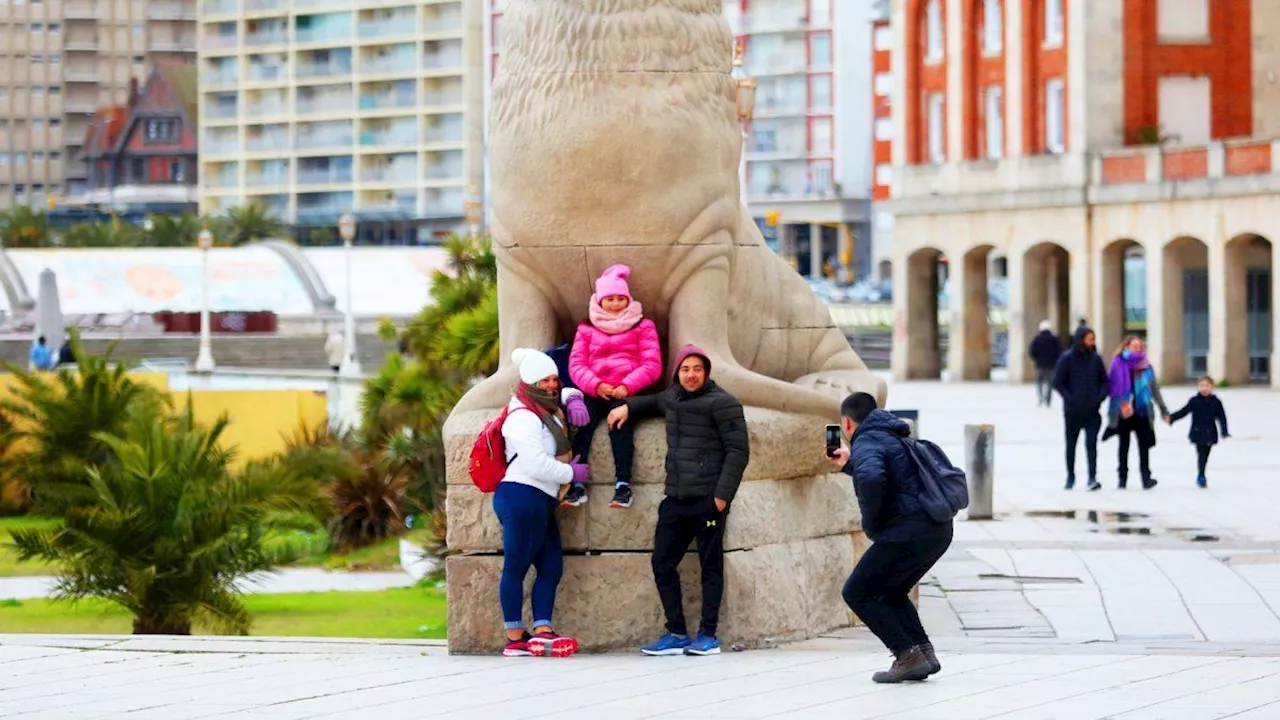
[512,347,559,385]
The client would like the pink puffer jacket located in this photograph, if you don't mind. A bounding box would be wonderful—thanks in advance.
[569,319,663,397]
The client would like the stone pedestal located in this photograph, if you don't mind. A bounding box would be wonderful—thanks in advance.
[444,407,868,654]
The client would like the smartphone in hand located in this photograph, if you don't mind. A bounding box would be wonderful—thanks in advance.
[825,424,841,458]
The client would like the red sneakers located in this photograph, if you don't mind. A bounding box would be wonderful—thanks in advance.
[502,632,533,657]
[527,631,579,658]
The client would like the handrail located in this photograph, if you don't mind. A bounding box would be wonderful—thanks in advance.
[250,238,339,314]
[0,248,35,311]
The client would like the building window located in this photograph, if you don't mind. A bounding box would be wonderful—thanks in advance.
[1044,0,1064,48]
[874,25,892,51]
[811,118,833,155]
[49,54,60,64]
[982,0,1002,55]
[925,0,944,62]
[874,72,893,97]
[926,92,945,163]
[171,160,184,181]
[145,119,179,142]
[984,85,1003,158]
[875,163,892,186]
[811,75,832,110]
[875,117,893,140]
[811,161,833,193]
[810,34,832,71]
[1044,78,1064,153]
[131,157,145,180]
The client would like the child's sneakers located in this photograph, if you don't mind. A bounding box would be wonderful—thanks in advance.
[1197,475,1207,488]
[528,631,579,658]
[502,632,533,657]
[610,483,633,508]
[561,483,587,507]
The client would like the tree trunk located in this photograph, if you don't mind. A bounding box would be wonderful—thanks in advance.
[133,616,192,635]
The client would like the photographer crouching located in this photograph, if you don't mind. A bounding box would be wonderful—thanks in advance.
[827,392,954,683]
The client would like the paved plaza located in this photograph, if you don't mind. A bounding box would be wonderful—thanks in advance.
[3,378,1280,719]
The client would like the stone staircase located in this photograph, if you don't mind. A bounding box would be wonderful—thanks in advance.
[0,334,397,372]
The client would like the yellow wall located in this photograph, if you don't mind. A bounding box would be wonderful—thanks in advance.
[1,372,327,464]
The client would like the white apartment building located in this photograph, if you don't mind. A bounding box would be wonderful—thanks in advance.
[197,0,485,243]
[0,0,197,207]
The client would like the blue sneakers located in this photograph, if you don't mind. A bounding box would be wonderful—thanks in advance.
[684,633,721,656]
[640,633,691,656]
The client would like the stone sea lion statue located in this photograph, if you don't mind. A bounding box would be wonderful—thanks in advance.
[452,0,885,418]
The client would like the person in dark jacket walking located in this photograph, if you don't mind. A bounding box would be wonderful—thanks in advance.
[1053,325,1109,491]
[828,392,952,684]
[1028,320,1063,407]
[1168,376,1230,488]
[607,345,748,657]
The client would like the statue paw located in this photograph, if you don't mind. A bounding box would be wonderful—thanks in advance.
[451,366,519,416]
[793,370,887,408]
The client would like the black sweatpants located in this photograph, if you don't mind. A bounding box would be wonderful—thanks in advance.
[1116,414,1155,482]
[651,495,726,637]
[1064,412,1101,483]
[569,395,635,484]
[843,535,952,654]
[1196,443,1213,477]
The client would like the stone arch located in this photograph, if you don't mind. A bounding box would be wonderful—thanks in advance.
[899,246,946,379]
[1022,241,1072,355]
[948,243,996,380]
[1160,235,1210,382]
[1224,233,1273,384]
[1099,237,1146,355]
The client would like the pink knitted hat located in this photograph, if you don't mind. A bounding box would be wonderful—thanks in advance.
[594,264,633,303]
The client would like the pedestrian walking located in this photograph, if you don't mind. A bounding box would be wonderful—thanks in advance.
[1053,326,1109,491]
[324,331,344,373]
[28,336,54,371]
[1168,376,1230,488]
[1028,320,1063,407]
[607,345,749,657]
[828,392,953,683]
[1102,336,1170,490]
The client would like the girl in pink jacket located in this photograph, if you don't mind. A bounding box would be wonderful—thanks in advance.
[564,264,663,509]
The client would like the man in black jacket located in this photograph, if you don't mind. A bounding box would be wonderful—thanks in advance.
[1028,320,1063,407]
[1053,325,1109,491]
[607,345,749,657]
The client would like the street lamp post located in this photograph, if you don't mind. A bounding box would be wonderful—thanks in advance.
[733,42,757,206]
[338,212,360,377]
[463,185,482,238]
[194,225,216,373]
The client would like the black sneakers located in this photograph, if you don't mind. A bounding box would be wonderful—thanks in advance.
[610,483,633,508]
[560,483,587,507]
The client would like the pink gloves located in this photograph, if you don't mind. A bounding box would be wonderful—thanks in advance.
[565,393,590,427]
[570,460,590,485]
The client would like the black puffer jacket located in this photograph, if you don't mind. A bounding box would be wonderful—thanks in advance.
[1053,325,1109,417]
[626,346,749,503]
[843,409,952,543]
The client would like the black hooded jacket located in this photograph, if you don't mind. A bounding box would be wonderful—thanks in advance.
[842,409,952,543]
[1029,330,1063,369]
[1052,326,1109,416]
[625,345,750,503]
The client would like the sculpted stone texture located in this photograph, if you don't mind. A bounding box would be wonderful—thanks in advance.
[447,472,859,553]
[446,0,885,424]
[446,534,862,654]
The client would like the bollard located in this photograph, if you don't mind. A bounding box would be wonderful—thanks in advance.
[964,424,994,520]
[890,409,919,437]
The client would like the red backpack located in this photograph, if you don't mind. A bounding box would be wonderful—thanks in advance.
[468,405,530,492]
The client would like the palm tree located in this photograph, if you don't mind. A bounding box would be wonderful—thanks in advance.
[8,407,315,635]
[0,329,169,514]
[0,207,51,248]
[144,212,202,247]
[60,221,142,248]
[223,203,286,246]
[403,234,500,374]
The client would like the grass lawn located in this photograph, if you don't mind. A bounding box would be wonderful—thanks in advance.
[0,586,447,639]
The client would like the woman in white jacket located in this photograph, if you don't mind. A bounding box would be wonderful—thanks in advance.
[497,348,591,658]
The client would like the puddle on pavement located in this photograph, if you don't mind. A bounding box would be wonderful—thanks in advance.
[1016,509,1220,542]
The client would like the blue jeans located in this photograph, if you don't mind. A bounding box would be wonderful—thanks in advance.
[493,481,563,630]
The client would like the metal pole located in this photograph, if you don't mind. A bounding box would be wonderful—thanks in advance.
[194,239,216,372]
[964,424,995,520]
[339,231,361,377]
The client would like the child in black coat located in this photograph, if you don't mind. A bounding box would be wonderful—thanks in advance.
[1167,376,1230,488]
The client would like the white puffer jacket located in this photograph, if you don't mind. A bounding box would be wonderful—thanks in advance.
[501,388,583,498]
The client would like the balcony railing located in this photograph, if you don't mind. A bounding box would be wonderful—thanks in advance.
[423,128,464,144]
[245,0,282,11]
[359,92,416,111]
[245,30,288,46]
[63,38,98,51]
[361,167,417,183]
[205,70,240,85]
[422,16,463,33]
[421,91,463,106]
[422,53,463,69]
[359,130,417,147]
[359,18,415,38]
[64,1,98,18]
[424,164,463,180]
[202,141,240,156]
[296,60,352,78]
[205,173,240,188]
[246,135,290,152]
[147,3,196,20]
[295,131,354,149]
[247,65,285,82]
[149,39,197,52]
[361,196,418,213]
[296,27,351,44]
[247,171,289,186]
[204,0,238,14]
[63,68,99,82]
[244,102,286,117]
[205,104,239,120]
[298,168,353,185]
[1095,139,1280,187]
[296,96,353,114]
[360,57,417,74]
[202,34,239,49]
[296,203,348,219]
